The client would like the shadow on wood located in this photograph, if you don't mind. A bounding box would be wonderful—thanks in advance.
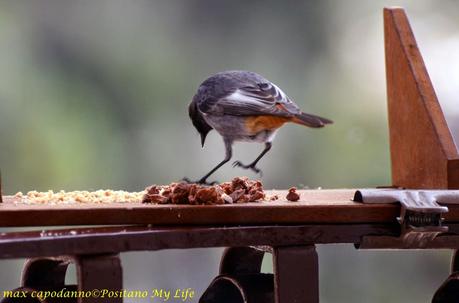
[385,8,459,189]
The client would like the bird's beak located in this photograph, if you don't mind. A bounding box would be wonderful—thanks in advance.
[200,132,207,147]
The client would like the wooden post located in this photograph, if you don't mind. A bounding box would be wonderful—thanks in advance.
[76,254,122,303]
[384,7,459,189]
[273,245,319,303]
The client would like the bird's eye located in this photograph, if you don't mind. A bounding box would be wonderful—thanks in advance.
[258,83,270,90]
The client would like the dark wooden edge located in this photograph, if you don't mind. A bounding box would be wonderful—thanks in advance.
[0,224,400,259]
[1,202,459,227]
[0,170,3,203]
[2,223,459,260]
[0,204,400,227]
[449,159,459,189]
[2,222,459,259]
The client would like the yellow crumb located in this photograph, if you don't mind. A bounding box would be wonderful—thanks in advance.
[14,189,145,204]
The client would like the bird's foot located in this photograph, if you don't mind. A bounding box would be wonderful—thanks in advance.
[182,177,218,186]
[232,161,263,176]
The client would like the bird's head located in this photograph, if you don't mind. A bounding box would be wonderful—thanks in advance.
[189,100,213,147]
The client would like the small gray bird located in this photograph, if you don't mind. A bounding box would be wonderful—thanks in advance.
[187,70,332,184]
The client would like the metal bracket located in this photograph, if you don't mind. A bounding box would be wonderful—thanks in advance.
[354,189,459,248]
[201,246,319,303]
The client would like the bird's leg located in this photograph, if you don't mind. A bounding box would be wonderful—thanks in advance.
[183,138,233,185]
[233,142,272,176]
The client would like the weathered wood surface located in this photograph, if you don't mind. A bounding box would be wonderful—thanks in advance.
[1,189,459,227]
[0,189,393,227]
[385,8,459,189]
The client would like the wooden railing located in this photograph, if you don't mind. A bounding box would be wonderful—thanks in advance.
[0,7,458,303]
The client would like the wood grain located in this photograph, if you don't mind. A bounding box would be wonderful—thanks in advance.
[0,189,402,227]
[1,189,459,227]
[385,8,459,189]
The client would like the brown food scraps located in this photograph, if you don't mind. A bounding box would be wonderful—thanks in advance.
[286,187,300,202]
[12,178,302,205]
[142,177,266,205]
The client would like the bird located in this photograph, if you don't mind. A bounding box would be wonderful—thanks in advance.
[186,70,332,185]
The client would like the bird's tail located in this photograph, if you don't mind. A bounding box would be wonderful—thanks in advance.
[290,112,333,128]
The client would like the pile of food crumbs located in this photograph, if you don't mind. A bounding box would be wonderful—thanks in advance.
[12,177,299,205]
[14,190,144,205]
[142,177,269,205]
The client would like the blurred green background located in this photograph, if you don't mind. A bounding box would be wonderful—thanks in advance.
[0,0,458,302]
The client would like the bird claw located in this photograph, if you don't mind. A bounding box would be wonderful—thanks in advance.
[231,161,263,177]
[182,177,193,183]
[182,177,218,186]
[232,161,244,168]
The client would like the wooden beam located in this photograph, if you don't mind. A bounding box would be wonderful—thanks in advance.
[2,224,459,259]
[1,189,459,227]
[0,190,399,226]
[384,7,459,189]
[0,224,399,259]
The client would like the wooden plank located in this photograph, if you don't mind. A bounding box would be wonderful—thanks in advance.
[3,223,459,259]
[1,189,459,227]
[0,189,403,226]
[2,223,459,260]
[384,7,459,189]
[0,224,400,259]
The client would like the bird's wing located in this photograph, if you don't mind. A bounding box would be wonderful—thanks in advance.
[204,82,301,117]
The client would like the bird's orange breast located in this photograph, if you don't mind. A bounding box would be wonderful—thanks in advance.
[244,115,289,134]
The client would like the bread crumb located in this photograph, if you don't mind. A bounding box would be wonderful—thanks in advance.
[15,190,144,204]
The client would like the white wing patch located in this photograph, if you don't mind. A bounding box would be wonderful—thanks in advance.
[227,89,274,106]
[212,81,300,116]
